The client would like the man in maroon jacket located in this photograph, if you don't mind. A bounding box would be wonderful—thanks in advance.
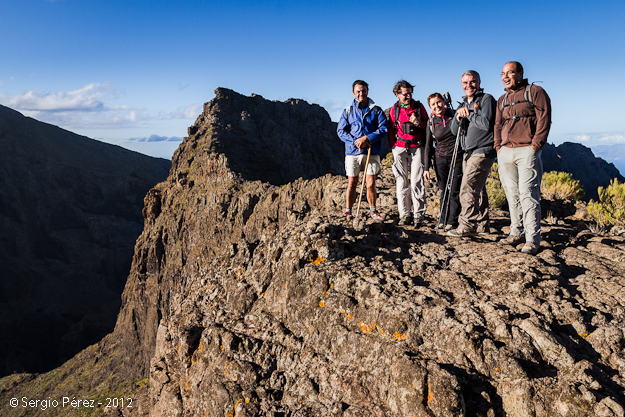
[495,61,552,255]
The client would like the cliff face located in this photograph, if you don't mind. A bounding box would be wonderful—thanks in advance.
[0,105,170,376]
[2,90,624,416]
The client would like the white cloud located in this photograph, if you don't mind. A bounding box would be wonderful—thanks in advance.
[571,133,625,145]
[156,104,202,120]
[1,83,110,112]
[0,84,200,130]
[127,135,183,143]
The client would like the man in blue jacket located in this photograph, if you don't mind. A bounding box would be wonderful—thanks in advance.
[337,80,388,220]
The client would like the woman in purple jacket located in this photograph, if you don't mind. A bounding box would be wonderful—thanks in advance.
[423,93,463,231]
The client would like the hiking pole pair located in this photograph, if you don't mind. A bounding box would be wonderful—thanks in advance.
[355,146,372,218]
[436,126,463,233]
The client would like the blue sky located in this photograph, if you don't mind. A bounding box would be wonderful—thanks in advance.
[1,0,624,161]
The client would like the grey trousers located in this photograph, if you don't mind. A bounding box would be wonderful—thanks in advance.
[497,146,543,243]
[392,145,426,218]
[459,152,495,232]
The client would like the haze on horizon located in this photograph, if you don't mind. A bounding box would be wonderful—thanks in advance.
[1,0,624,168]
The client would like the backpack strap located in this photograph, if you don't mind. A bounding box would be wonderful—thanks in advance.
[428,117,435,139]
[524,84,534,108]
[501,83,534,111]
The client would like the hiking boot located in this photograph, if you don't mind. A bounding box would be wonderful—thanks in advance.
[477,226,491,236]
[500,234,524,246]
[447,227,476,238]
[521,242,539,255]
[398,215,413,226]
[414,216,425,226]
[344,209,352,218]
[370,210,384,221]
[444,224,454,232]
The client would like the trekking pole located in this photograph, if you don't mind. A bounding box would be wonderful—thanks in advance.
[355,146,372,219]
[436,126,462,233]
[443,92,455,111]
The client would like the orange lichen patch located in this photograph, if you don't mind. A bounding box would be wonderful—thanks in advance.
[427,382,433,403]
[220,345,224,351]
[340,310,353,320]
[224,362,230,376]
[285,283,288,290]
[376,326,386,335]
[258,292,266,297]
[185,375,190,391]
[359,322,376,334]
[309,255,326,265]
[318,301,325,307]
[579,333,590,339]
[308,326,312,332]
[197,342,203,353]
[392,332,407,341]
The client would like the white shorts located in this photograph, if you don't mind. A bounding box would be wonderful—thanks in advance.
[345,154,381,177]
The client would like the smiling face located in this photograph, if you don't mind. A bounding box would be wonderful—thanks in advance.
[501,62,524,91]
[461,74,480,100]
[396,87,413,105]
[353,83,369,103]
[428,96,445,117]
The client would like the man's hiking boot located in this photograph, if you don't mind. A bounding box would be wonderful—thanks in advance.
[370,210,384,221]
[438,223,454,232]
[398,215,413,226]
[500,234,524,246]
[477,226,491,236]
[414,216,424,226]
[447,227,476,238]
[521,242,539,255]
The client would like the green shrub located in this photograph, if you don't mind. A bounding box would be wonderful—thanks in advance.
[487,163,507,209]
[541,171,584,200]
[382,151,394,166]
[587,178,625,227]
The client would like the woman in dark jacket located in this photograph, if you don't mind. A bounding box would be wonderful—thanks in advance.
[423,93,463,230]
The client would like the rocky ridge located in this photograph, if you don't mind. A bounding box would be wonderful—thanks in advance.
[2,90,624,416]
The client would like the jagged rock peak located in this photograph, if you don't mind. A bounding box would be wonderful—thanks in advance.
[172,87,345,186]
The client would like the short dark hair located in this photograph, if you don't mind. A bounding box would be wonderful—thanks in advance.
[427,92,444,106]
[393,80,414,95]
[352,80,368,91]
[507,61,524,73]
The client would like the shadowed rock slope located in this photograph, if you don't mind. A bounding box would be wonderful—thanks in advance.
[2,91,624,416]
[0,105,170,376]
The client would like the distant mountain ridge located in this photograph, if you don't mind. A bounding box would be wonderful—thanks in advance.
[592,143,625,178]
[542,142,624,200]
[0,104,170,376]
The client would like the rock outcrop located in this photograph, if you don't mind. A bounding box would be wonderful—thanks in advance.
[183,88,345,185]
[0,105,170,376]
[2,90,624,416]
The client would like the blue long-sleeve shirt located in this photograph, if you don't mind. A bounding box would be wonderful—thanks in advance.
[337,98,388,156]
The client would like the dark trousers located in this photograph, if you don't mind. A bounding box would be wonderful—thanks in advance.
[435,154,463,226]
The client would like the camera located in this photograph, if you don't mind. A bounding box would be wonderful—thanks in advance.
[401,121,418,135]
